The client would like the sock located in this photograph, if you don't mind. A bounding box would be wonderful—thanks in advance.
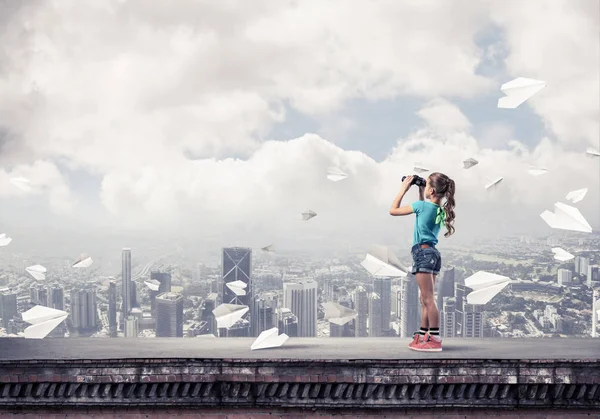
[419,327,428,336]
[428,327,440,336]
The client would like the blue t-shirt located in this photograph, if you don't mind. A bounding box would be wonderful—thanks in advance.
[411,200,442,246]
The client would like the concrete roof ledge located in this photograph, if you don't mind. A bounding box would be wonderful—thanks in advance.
[0,338,598,411]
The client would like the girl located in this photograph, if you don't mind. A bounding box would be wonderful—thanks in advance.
[389,172,456,352]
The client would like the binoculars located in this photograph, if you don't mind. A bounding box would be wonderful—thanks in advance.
[401,175,427,187]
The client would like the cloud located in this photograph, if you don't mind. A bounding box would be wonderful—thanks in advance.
[0,0,597,251]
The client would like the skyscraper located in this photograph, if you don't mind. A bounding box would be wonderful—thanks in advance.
[400,274,420,337]
[373,277,391,336]
[462,303,484,338]
[575,256,589,276]
[155,292,184,337]
[437,267,455,312]
[441,297,456,338]
[252,295,277,337]
[150,270,172,314]
[70,289,97,330]
[122,248,132,319]
[587,265,599,287]
[368,292,382,337]
[125,316,138,338]
[221,247,252,336]
[353,286,369,337]
[108,280,118,337]
[48,283,64,311]
[454,283,467,336]
[201,293,220,336]
[283,280,317,337]
[557,268,573,286]
[0,291,17,330]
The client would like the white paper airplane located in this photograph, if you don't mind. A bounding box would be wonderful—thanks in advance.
[212,304,249,329]
[497,77,546,109]
[327,167,348,182]
[251,327,289,350]
[322,301,358,326]
[485,177,503,190]
[72,254,93,268]
[413,164,429,173]
[464,271,511,305]
[144,279,161,291]
[225,280,247,296]
[22,305,68,339]
[540,202,592,233]
[551,247,575,262]
[261,244,275,252]
[302,210,317,221]
[586,147,600,158]
[463,158,479,169]
[361,245,409,278]
[9,177,32,192]
[0,234,12,247]
[565,188,588,204]
[528,167,548,176]
[26,264,47,281]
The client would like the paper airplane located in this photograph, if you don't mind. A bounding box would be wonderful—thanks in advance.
[212,304,249,329]
[0,234,12,247]
[26,264,47,281]
[261,244,275,252]
[301,210,317,221]
[497,77,546,109]
[413,164,429,173]
[566,188,588,204]
[144,279,161,291]
[9,177,32,192]
[463,158,479,169]
[322,301,358,326]
[485,177,503,190]
[251,327,289,350]
[327,167,348,182]
[464,271,511,305]
[586,147,600,158]
[551,247,575,262]
[72,254,93,268]
[528,167,548,176]
[361,245,409,278]
[225,280,247,296]
[22,305,68,339]
[540,202,592,233]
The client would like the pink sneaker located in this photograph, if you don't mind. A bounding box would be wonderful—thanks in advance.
[408,332,423,349]
[410,333,442,352]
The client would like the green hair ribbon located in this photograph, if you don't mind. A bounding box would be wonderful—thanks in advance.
[435,207,446,225]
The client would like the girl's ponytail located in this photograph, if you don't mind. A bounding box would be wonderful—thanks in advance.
[442,178,456,238]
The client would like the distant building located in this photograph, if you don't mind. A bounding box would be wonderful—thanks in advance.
[276,307,298,337]
[201,293,220,336]
[353,286,369,337]
[70,288,97,330]
[125,315,138,338]
[373,277,391,336]
[368,292,382,337]
[462,303,484,338]
[221,247,253,337]
[283,280,317,337]
[0,291,18,330]
[587,265,599,287]
[557,268,574,286]
[252,296,277,337]
[122,248,132,318]
[592,289,599,338]
[437,267,455,313]
[48,283,65,311]
[108,280,118,337]
[441,297,456,338]
[400,274,420,338]
[575,256,589,277]
[155,292,184,337]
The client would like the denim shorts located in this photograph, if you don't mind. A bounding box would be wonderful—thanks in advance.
[411,243,442,275]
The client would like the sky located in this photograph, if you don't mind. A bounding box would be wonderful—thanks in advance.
[0,0,599,256]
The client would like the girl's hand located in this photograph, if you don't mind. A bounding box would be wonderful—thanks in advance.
[400,175,414,192]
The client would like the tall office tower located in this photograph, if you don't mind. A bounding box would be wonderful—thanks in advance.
[252,296,277,336]
[575,256,589,276]
[201,293,220,336]
[155,292,184,337]
[108,280,118,337]
[353,286,369,337]
[454,283,467,337]
[37,286,48,307]
[122,248,132,318]
[462,303,484,338]
[130,281,138,309]
[373,277,392,336]
[587,265,600,287]
[70,289,98,330]
[29,285,37,303]
[125,316,138,338]
[222,247,252,336]
[368,293,382,337]
[441,297,457,338]
[437,267,455,311]
[211,279,219,294]
[276,307,298,337]
[592,288,599,338]
[48,283,64,311]
[400,274,421,338]
[391,285,402,320]
[0,291,18,330]
[557,268,573,286]
[283,280,317,337]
